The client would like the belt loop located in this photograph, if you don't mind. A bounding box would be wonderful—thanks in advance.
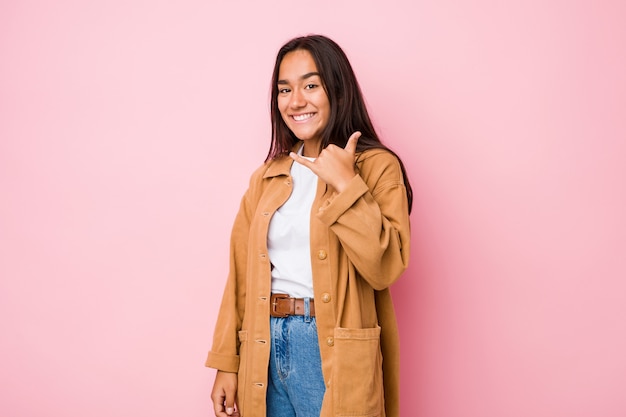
[304,297,311,323]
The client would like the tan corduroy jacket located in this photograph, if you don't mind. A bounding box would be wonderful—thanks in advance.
[206,144,411,417]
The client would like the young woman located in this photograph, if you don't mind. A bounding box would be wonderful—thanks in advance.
[207,34,412,417]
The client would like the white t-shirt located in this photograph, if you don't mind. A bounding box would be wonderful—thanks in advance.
[267,147,317,298]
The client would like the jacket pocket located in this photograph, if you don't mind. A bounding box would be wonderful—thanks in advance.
[237,330,248,412]
[332,326,383,417]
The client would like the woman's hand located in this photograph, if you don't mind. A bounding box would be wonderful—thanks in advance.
[211,371,239,416]
[290,131,361,192]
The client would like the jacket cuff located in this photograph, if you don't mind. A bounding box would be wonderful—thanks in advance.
[205,351,240,373]
[317,175,370,226]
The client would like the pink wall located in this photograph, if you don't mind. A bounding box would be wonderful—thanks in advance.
[1,1,625,416]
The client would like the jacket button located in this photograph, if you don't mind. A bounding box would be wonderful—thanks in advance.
[321,293,331,303]
[326,337,334,347]
[318,250,327,260]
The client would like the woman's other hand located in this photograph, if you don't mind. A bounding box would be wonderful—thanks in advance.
[211,371,239,416]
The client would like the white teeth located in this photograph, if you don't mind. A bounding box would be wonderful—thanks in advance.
[293,113,314,121]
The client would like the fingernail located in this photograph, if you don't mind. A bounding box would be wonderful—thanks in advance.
[226,407,234,415]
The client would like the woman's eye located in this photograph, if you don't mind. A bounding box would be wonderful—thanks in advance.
[278,88,291,94]
[305,84,317,90]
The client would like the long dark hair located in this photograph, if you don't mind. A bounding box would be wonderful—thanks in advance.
[266,34,413,213]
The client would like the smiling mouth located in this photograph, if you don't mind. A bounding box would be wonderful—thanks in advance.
[291,113,315,122]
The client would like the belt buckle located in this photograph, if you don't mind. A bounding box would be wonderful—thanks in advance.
[271,294,292,318]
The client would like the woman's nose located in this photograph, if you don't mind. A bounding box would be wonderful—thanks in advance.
[290,88,306,108]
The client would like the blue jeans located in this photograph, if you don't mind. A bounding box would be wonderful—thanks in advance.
[267,302,325,417]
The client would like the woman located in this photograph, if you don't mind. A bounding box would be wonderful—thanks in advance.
[207,34,412,417]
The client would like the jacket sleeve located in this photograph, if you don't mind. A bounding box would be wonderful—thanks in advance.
[316,150,411,290]
[205,169,261,372]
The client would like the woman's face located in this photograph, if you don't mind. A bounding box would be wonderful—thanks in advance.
[277,49,331,156]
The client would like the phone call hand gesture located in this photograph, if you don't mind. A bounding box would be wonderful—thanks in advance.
[290,131,361,193]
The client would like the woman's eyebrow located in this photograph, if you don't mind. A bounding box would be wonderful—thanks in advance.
[277,72,320,84]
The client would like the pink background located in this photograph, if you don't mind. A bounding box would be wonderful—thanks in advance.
[1,1,625,416]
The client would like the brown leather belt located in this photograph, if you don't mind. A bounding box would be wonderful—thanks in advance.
[270,293,315,318]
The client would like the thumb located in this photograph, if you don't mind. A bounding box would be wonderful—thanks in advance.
[344,131,361,155]
[224,382,239,416]
[224,393,239,416]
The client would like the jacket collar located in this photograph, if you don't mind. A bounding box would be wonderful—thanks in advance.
[262,141,303,179]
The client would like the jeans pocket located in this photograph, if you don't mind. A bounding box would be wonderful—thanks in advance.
[332,326,383,417]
